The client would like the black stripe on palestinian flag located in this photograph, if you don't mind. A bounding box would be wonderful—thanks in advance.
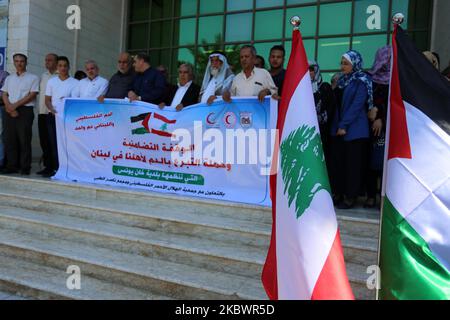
[395,26,450,135]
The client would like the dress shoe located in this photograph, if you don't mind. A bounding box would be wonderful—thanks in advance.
[338,199,356,210]
[37,168,54,176]
[364,198,377,209]
[20,170,31,176]
[0,168,19,175]
[42,170,56,178]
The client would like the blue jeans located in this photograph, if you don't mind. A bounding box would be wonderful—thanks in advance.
[0,106,4,167]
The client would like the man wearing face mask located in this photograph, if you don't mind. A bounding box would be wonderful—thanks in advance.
[199,51,235,105]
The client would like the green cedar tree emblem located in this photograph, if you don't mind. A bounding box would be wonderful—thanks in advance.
[280,125,331,219]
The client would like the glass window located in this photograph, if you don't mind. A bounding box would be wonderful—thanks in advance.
[287,0,316,5]
[226,13,252,42]
[198,15,224,44]
[317,37,351,70]
[150,49,172,69]
[227,0,253,11]
[319,2,352,36]
[128,0,433,82]
[255,9,283,41]
[352,34,388,69]
[199,0,224,14]
[174,0,197,17]
[285,39,316,62]
[151,0,174,20]
[256,0,283,9]
[354,0,389,33]
[174,18,196,46]
[130,0,150,22]
[285,6,317,38]
[150,20,172,48]
[128,23,149,50]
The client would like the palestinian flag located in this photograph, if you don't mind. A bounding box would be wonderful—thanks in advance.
[262,28,354,300]
[130,112,177,138]
[379,25,450,299]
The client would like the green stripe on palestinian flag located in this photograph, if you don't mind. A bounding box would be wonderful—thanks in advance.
[379,25,450,300]
[380,198,450,300]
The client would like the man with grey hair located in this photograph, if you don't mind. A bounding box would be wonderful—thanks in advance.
[224,45,277,103]
[159,63,200,112]
[200,51,234,105]
[79,60,109,99]
[104,53,136,99]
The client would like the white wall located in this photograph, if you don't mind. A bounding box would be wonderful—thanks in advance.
[432,0,450,71]
[5,0,127,164]
[6,0,30,70]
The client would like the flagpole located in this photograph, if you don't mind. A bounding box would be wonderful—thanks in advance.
[375,12,405,302]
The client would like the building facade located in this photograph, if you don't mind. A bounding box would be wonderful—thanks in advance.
[0,0,449,158]
[1,0,449,79]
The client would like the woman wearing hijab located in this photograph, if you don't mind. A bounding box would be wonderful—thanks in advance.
[330,50,372,209]
[308,60,336,172]
[365,45,391,209]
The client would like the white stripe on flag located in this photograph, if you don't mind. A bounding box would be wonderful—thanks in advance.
[276,73,338,299]
[386,102,450,271]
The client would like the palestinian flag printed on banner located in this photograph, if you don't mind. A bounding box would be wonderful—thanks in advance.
[130,112,177,138]
[262,27,354,300]
[379,25,450,299]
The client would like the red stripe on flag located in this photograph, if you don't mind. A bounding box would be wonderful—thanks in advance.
[151,129,174,138]
[311,231,355,300]
[142,113,152,133]
[154,112,177,124]
[262,29,309,301]
[388,25,412,160]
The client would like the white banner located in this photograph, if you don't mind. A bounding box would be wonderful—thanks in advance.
[54,98,278,206]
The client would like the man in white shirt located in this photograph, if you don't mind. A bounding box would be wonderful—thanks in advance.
[45,56,80,178]
[78,60,109,99]
[159,64,200,112]
[223,45,278,103]
[37,53,58,176]
[1,54,40,175]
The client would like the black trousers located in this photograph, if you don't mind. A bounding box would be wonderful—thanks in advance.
[4,106,35,171]
[367,169,382,199]
[38,114,52,169]
[330,137,368,200]
[47,113,59,171]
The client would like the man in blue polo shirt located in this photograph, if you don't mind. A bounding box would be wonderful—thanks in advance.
[128,53,166,105]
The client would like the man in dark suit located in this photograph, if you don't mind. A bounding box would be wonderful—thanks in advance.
[128,53,166,105]
[159,64,200,112]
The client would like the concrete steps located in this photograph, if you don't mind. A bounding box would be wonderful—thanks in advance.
[0,175,379,300]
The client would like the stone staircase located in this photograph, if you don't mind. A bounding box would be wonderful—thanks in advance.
[0,174,379,300]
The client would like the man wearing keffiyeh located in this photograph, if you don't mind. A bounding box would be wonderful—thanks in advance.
[199,52,235,105]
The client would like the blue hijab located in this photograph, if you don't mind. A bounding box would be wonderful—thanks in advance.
[338,50,374,110]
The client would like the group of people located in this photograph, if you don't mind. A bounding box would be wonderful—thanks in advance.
[0,44,448,209]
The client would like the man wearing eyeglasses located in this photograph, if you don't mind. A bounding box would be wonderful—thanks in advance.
[104,52,136,100]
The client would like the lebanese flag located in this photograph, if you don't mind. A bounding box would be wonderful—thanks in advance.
[262,28,354,300]
[379,25,450,300]
[131,112,177,137]
[143,112,177,138]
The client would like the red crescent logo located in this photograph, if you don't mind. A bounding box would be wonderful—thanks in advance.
[206,113,216,125]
